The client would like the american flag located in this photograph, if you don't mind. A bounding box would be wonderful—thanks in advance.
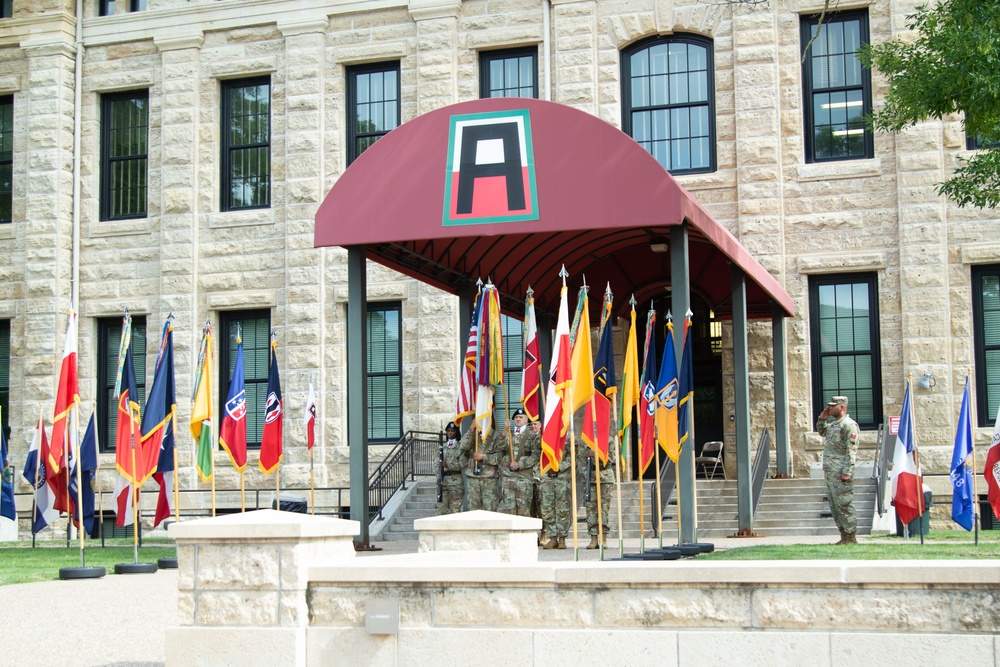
[455,290,482,422]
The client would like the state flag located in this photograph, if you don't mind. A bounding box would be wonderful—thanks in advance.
[259,339,283,475]
[219,339,248,471]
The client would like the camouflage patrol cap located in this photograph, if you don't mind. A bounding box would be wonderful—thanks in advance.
[827,396,849,406]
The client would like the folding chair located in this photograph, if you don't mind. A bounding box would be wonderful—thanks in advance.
[694,440,726,480]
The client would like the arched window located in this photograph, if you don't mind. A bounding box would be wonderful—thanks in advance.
[621,35,716,175]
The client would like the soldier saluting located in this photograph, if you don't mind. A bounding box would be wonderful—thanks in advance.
[817,396,860,545]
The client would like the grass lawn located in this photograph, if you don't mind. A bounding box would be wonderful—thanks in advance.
[702,530,1000,560]
[0,540,177,586]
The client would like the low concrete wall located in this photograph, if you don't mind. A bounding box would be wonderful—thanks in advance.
[168,510,1000,667]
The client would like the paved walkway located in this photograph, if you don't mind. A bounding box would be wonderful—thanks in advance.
[0,533,843,667]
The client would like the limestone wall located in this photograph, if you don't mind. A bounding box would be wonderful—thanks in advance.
[2,0,999,518]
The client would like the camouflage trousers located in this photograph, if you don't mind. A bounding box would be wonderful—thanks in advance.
[584,480,613,536]
[438,474,465,515]
[540,474,571,538]
[498,475,534,516]
[825,469,856,534]
[465,475,499,512]
[531,479,542,519]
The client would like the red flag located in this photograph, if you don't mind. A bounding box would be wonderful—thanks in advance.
[540,283,572,473]
[259,339,283,475]
[219,339,248,471]
[114,345,150,528]
[303,381,317,450]
[583,294,616,463]
[521,292,542,421]
[49,309,79,473]
[984,401,1000,520]
[891,381,923,525]
[637,308,657,476]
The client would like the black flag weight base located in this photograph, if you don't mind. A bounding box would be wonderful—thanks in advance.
[59,566,106,580]
[114,561,158,574]
[157,557,178,569]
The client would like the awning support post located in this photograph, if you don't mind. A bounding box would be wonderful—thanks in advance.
[347,246,370,545]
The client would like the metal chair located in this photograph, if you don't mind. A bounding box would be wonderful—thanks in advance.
[695,440,726,480]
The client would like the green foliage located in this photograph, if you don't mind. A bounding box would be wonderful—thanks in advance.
[0,543,176,586]
[859,0,1000,208]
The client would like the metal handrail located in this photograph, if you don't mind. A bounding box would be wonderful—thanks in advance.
[750,427,771,517]
[874,422,892,517]
[367,429,442,523]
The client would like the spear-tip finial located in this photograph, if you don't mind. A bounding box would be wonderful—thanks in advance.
[667,309,673,322]
[476,277,483,289]
[685,308,693,319]
[605,282,613,301]
[629,294,637,309]
[526,285,534,299]
[559,265,568,285]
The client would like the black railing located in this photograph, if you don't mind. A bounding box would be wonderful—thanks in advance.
[750,427,771,517]
[367,429,442,523]
[650,458,677,538]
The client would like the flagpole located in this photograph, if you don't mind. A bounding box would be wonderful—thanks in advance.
[94,403,105,547]
[636,402,644,554]
[130,415,140,563]
[31,405,41,548]
[968,369,979,545]
[309,447,315,515]
[587,392,605,556]
[908,374,925,545]
[240,470,245,512]
[74,404,85,565]
[568,384,579,560]
[63,416,72,548]
[611,392,624,558]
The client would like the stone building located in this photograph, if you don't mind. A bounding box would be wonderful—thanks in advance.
[0,0,997,522]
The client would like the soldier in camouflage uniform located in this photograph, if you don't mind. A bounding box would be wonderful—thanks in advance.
[529,419,545,544]
[498,409,540,516]
[817,395,861,544]
[541,436,571,549]
[438,422,465,514]
[579,437,615,549]
[459,421,502,511]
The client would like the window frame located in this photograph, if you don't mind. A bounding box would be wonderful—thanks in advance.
[801,9,874,163]
[0,319,9,440]
[808,272,883,430]
[497,313,524,424]
[220,76,271,212]
[96,316,147,453]
[100,89,149,221]
[366,302,403,443]
[99,0,144,15]
[973,264,1000,428]
[218,309,271,450]
[479,47,539,99]
[0,1,10,20]
[620,34,717,176]
[346,61,401,166]
[0,94,12,224]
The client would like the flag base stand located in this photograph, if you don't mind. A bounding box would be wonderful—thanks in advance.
[157,557,178,569]
[59,566,106,580]
[676,544,703,557]
[114,561,158,574]
[643,546,683,560]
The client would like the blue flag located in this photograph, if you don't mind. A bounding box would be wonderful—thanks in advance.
[1,417,14,522]
[23,418,57,534]
[677,315,694,451]
[68,413,97,535]
[950,376,975,531]
[143,321,177,475]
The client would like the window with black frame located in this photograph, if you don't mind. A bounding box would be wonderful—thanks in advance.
[367,303,402,442]
[0,95,12,223]
[346,62,400,165]
[0,320,9,439]
[809,274,882,429]
[100,90,148,220]
[496,314,524,425]
[221,77,271,211]
[0,1,10,19]
[801,10,873,162]
[621,35,715,175]
[480,48,538,99]
[219,310,270,449]
[973,265,1000,427]
[97,317,147,452]
[99,0,145,15]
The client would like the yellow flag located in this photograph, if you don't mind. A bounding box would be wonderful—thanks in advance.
[618,308,639,440]
[570,290,594,414]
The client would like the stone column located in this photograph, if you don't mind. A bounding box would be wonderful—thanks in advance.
[549,0,598,114]
[409,0,462,115]
[166,510,360,667]
[21,38,77,417]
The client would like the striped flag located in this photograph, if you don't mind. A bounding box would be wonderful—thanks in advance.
[655,318,680,463]
[455,290,482,422]
[521,292,542,422]
[23,416,58,533]
[113,345,150,528]
[49,308,80,473]
[191,321,215,481]
[891,380,924,526]
[540,283,572,473]
[143,319,177,528]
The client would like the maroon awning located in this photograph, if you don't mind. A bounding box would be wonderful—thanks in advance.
[315,98,793,320]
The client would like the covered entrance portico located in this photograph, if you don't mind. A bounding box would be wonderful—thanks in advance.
[314,97,795,545]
